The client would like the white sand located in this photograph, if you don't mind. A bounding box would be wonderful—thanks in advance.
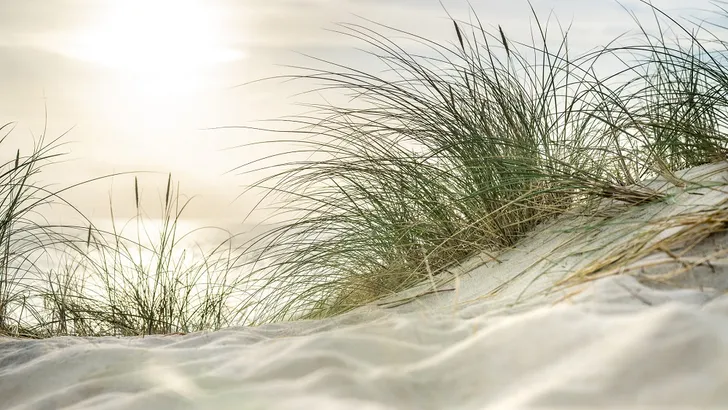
[4,162,728,410]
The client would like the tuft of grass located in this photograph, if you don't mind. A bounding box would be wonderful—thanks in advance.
[234,2,728,323]
[0,122,72,337]
[33,175,248,337]
[0,124,249,338]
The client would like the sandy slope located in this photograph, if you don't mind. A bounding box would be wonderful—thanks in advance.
[3,162,728,410]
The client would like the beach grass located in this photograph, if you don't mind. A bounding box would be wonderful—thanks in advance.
[35,175,247,337]
[0,132,248,337]
[4,1,728,337]
[234,1,728,323]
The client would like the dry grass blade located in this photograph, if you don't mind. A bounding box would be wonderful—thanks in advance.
[560,197,728,287]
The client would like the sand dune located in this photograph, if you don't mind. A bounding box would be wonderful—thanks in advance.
[3,163,728,409]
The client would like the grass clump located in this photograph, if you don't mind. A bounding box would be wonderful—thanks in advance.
[236,2,728,323]
[0,123,73,337]
[35,175,246,337]
[0,126,248,338]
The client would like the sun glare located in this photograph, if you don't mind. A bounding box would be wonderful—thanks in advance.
[54,0,247,179]
[67,0,243,75]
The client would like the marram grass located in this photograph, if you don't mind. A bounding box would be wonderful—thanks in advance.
[4,2,728,337]
[235,2,728,323]
[0,132,249,338]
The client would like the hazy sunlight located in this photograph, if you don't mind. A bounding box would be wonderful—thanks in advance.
[66,0,243,76]
[52,0,248,178]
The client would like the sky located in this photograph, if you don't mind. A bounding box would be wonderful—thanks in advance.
[0,0,719,230]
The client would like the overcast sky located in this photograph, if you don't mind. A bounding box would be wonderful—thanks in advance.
[0,0,718,229]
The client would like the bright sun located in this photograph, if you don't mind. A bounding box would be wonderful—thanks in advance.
[57,0,248,175]
[67,0,243,75]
